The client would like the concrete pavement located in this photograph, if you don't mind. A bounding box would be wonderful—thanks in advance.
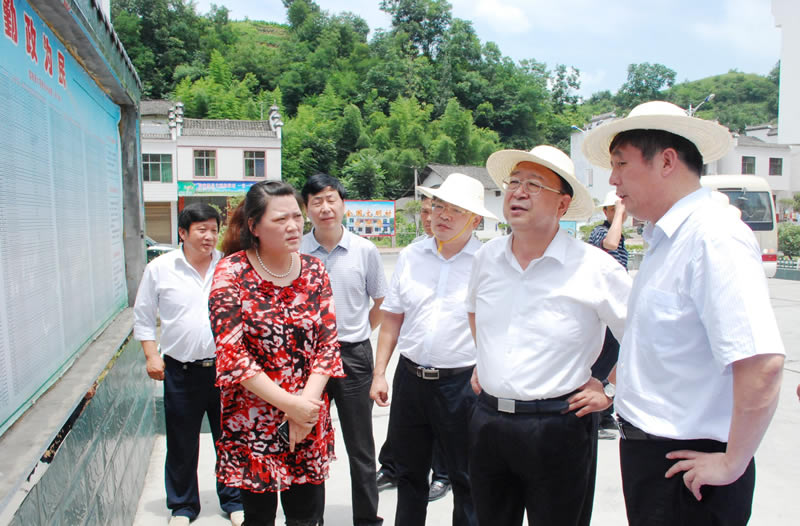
[133,269,800,525]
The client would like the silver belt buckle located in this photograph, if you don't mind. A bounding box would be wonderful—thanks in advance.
[420,367,439,380]
[497,398,516,414]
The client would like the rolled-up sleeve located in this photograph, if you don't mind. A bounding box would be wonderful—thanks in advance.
[209,259,264,387]
[133,265,158,341]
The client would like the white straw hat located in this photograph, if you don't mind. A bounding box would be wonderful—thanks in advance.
[598,190,620,209]
[486,145,594,221]
[582,101,733,168]
[417,173,497,220]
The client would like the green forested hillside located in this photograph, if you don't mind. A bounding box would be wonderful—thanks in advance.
[112,0,779,197]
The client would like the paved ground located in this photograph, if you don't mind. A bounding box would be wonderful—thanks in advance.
[134,256,800,525]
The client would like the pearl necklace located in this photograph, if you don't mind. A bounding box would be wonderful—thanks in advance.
[255,250,295,278]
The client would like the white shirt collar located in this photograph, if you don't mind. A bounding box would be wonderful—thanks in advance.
[503,228,569,272]
[307,225,350,253]
[644,187,710,249]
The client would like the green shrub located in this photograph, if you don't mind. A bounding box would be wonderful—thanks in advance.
[778,223,800,257]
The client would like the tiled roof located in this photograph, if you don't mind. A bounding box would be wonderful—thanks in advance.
[737,136,790,149]
[140,100,174,116]
[182,119,278,138]
[422,164,499,190]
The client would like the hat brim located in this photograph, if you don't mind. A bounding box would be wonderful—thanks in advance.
[486,150,594,221]
[582,114,733,168]
[417,186,498,220]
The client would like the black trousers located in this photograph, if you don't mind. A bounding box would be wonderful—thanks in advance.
[163,356,242,519]
[378,436,449,481]
[378,364,449,482]
[468,396,598,526]
[620,437,756,526]
[389,358,477,526]
[326,339,382,526]
[240,483,325,526]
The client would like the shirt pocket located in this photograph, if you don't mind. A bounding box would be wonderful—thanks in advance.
[635,288,696,366]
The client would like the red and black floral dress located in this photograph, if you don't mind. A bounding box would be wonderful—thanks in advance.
[209,251,344,493]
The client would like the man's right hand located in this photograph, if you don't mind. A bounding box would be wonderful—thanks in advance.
[145,354,166,381]
[370,374,390,407]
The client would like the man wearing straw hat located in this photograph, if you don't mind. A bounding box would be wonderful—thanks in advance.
[466,145,631,526]
[582,101,785,525]
[370,173,495,526]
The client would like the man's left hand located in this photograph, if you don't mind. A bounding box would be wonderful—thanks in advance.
[566,377,612,417]
[664,450,748,501]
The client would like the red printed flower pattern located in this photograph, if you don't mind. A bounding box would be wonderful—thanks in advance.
[209,252,344,493]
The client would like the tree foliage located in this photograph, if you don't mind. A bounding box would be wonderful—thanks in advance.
[114,0,780,199]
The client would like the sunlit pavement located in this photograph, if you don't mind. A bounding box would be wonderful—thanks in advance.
[133,257,800,525]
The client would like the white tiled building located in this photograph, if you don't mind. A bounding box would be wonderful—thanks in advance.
[140,100,283,243]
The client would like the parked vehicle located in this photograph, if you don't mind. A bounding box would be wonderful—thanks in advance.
[700,175,778,278]
[145,236,178,263]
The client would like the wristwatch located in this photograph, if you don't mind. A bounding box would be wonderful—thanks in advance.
[602,380,616,399]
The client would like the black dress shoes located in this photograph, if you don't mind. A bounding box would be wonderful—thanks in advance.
[376,470,397,491]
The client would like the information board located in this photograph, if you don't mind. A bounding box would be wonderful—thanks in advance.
[0,0,127,434]
[344,200,395,237]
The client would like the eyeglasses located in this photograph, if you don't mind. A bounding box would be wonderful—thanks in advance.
[502,178,564,196]
[430,201,470,217]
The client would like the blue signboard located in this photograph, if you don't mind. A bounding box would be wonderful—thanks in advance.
[178,180,257,196]
[344,200,396,237]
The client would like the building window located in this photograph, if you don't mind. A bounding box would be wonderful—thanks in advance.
[741,156,755,175]
[142,153,173,182]
[769,157,783,176]
[194,150,216,178]
[244,151,266,178]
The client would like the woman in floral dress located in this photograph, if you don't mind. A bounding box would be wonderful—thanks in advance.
[209,181,344,526]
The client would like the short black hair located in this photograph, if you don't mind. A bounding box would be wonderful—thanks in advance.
[302,173,346,205]
[178,203,220,232]
[609,129,704,176]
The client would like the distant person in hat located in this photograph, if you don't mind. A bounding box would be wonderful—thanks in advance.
[582,101,785,526]
[370,173,496,526]
[588,189,630,439]
[466,145,631,526]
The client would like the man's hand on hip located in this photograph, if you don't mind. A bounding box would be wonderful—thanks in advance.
[664,450,748,501]
[566,377,612,417]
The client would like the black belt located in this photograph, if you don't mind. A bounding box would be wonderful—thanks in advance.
[479,390,576,414]
[166,355,215,369]
[401,356,473,380]
[617,417,675,441]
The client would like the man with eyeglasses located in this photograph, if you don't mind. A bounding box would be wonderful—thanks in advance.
[466,146,631,526]
[370,173,496,526]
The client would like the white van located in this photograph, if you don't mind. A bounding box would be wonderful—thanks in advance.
[700,175,778,278]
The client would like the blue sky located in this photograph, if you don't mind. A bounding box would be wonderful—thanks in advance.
[195,0,781,97]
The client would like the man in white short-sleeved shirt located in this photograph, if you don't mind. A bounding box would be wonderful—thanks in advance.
[466,145,630,526]
[370,173,496,526]
[582,101,785,526]
[133,203,243,526]
[300,174,387,526]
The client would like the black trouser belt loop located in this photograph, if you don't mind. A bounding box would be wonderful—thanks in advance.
[401,355,473,380]
[479,390,575,414]
[617,417,676,441]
